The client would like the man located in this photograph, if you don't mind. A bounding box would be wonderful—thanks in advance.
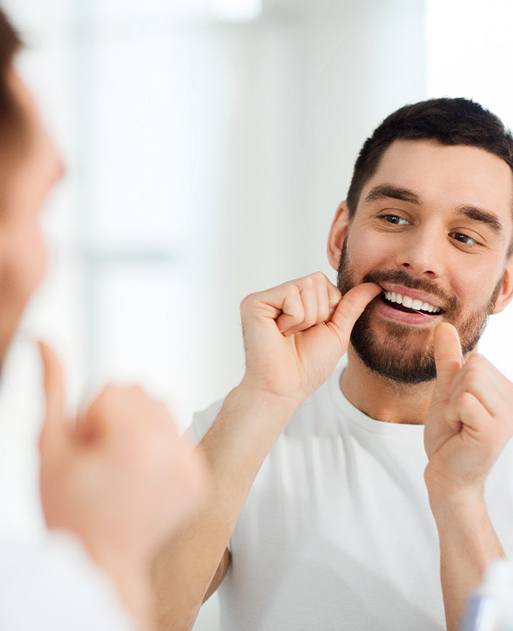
[0,10,206,630]
[154,98,513,631]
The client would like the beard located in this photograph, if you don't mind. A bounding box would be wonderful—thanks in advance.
[337,238,502,384]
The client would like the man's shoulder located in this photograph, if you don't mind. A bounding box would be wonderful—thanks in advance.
[187,369,341,446]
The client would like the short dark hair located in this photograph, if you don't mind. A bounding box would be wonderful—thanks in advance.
[0,9,23,134]
[0,9,30,209]
[346,98,513,219]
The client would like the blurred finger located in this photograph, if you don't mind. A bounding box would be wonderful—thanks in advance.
[38,340,66,448]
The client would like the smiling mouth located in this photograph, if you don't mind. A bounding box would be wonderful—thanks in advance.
[379,291,445,316]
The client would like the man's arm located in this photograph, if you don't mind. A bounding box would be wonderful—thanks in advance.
[424,323,513,631]
[152,274,381,631]
[426,483,504,631]
[153,385,298,631]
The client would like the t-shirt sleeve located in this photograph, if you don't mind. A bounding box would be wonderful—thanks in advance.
[0,532,134,630]
[185,398,224,446]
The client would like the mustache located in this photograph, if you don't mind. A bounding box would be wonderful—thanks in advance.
[361,269,458,313]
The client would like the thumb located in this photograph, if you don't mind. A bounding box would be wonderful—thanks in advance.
[38,340,67,450]
[432,322,462,403]
[330,282,381,351]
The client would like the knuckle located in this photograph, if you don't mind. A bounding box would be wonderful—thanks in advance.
[302,310,317,327]
[320,307,330,321]
[240,293,258,314]
[287,284,301,298]
[463,366,480,387]
[127,384,145,398]
[312,271,327,284]
[466,353,485,369]
[459,391,474,406]
[97,384,116,402]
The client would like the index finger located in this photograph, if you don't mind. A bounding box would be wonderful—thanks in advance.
[38,340,66,447]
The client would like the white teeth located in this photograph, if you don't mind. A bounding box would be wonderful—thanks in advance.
[420,302,434,312]
[383,290,441,314]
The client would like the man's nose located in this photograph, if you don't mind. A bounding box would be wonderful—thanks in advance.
[394,227,441,278]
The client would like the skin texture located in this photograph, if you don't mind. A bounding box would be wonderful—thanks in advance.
[1,67,207,629]
[155,139,513,631]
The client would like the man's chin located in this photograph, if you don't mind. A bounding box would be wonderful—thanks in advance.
[350,319,437,384]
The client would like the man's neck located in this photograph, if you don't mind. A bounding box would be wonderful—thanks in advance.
[340,345,435,425]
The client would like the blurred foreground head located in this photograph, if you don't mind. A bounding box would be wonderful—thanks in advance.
[0,9,64,367]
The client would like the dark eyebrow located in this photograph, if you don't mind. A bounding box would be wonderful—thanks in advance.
[364,184,421,205]
[456,206,503,234]
[364,183,504,235]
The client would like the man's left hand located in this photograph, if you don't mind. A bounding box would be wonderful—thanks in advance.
[424,322,513,494]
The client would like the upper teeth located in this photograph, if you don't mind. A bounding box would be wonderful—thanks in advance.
[383,291,441,314]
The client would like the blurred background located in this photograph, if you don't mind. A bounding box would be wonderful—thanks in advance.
[3,0,513,628]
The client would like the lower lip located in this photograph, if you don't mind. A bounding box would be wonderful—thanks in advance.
[374,296,441,326]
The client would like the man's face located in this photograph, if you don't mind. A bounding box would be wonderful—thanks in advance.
[333,139,513,384]
[0,68,63,364]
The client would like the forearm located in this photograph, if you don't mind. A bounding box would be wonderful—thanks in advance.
[152,383,297,631]
[427,482,505,631]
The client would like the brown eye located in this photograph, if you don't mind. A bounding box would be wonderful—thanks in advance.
[450,232,478,247]
[379,214,409,225]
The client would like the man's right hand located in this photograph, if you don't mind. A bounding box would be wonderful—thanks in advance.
[152,273,380,629]
[240,272,381,405]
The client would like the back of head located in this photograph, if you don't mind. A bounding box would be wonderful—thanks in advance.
[347,98,513,217]
[0,9,22,141]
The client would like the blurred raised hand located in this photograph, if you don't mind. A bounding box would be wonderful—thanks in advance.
[38,341,208,630]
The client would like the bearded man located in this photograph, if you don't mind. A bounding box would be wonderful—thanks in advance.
[154,98,513,631]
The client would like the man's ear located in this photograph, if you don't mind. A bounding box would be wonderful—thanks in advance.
[491,257,513,314]
[327,201,350,271]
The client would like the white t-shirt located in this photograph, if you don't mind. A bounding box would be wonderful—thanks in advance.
[189,358,513,631]
[0,532,133,630]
